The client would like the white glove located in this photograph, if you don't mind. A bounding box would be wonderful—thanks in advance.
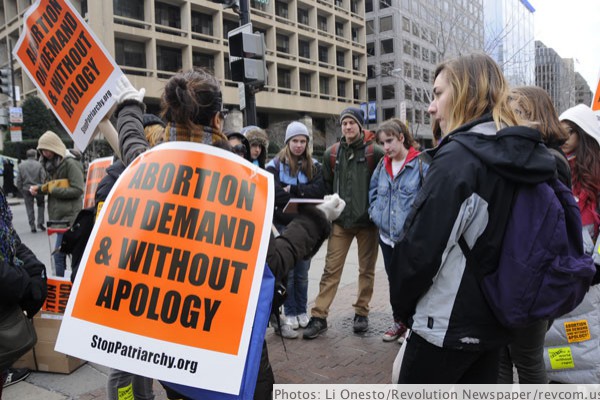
[116,75,145,104]
[316,193,346,221]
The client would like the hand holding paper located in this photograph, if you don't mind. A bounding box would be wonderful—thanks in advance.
[316,193,346,221]
[115,75,145,104]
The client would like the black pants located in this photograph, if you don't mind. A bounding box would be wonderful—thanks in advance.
[398,332,501,383]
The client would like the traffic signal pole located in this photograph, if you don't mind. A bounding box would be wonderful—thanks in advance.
[8,42,16,107]
[238,0,257,126]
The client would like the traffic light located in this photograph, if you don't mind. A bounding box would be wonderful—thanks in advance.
[228,31,267,84]
[0,68,12,96]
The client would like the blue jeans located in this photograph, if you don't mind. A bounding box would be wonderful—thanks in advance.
[54,232,67,277]
[283,257,311,316]
[379,239,401,321]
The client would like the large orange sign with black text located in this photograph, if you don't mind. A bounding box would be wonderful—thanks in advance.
[14,0,121,151]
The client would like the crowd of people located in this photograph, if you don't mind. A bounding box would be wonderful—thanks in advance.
[2,51,600,397]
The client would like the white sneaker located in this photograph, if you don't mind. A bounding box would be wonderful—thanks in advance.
[285,315,299,330]
[277,323,299,339]
[297,313,310,328]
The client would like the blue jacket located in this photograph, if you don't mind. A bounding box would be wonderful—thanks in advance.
[368,149,428,243]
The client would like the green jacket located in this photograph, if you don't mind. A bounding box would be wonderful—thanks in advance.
[322,130,384,229]
[45,156,84,224]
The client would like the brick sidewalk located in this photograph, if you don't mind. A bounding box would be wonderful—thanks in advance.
[267,269,399,384]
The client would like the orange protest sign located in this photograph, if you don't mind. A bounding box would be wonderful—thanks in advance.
[14,0,120,151]
[61,143,272,373]
[593,73,600,112]
[83,156,113,208]
[43,276,72,313]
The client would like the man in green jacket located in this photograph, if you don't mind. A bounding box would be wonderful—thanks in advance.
[31,131,84,277]
[303,107,384,339]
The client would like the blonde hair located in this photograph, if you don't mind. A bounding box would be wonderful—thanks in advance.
[508,86,569,146]
[144,124,165,148]
[434,53,519,133]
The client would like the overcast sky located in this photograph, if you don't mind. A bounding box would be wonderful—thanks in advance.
[533,0,600,92]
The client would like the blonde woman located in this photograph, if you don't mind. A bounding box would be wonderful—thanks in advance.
[390,54,557,383]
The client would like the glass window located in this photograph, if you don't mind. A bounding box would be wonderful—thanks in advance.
[367,65,376,79]
[412,20,419,36]
[404,84,413,100]
[422,47,429,62]
[318,15,328,31]
[299,39,310,59]
[423,69,429,83]
[276,34,290,53]
[367,42,375,56]
[365,0,373,12]
[156,2,180,28]
[320,76,330,95]
[366,19,375,35]
[318,45,329,63]
[223,19,239,38]
[278,68,291,88]
[191,11,213,35]
[403,62,411,78]
[337,79,346,97]
[413,67,420,80]
[336,51,345,67]
[368,86,376,100]
[380,38,393,54]
[402,16,410,32]
[298,8,309,25]
[157,46,182,72]
[336,21,344,37]
[354,83,361,100]
[412,43,420,58]
[115,38,146,68]
[353,54,360,70]
[383,107,395,120]
[382,85,394,100]
[113,0,143,19]
[300,72,311,92]
[379,16,392,32]
[276,1,288,18]
[403,40,411,55]
[379,0,390,9]
[192,52,214,72]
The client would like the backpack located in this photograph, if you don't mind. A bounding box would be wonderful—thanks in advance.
[329,131,377,174]
[461,178,596,328]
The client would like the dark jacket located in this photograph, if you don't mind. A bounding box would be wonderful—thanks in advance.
[94,160,126,209]
[322,130,384,229]
[45,156,84,224]
[390,116,557,351]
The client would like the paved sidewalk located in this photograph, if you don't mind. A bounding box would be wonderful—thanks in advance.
[4,199,400,399]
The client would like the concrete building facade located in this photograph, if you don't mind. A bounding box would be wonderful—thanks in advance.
[535,40,576,114]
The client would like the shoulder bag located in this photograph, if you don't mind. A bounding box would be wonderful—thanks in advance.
[0,306,37,371]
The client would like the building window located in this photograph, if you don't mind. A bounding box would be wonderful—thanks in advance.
[351,0,358,13]
[422,47,429,62]
[383,107,395,120]
[402,16,410,32]
[115,38,146,68]
[366,19,375,35]
[300,72,311,92]
[113,0,144,19]
[404,84,413,100]
[379,15,392,32]
[318,15,328,32]
[365,0,373,12]
[352,54,360,71]
[155,2,180,28]
[351,27,359,42]
[379,0,390,9]
[318,45,328,63]
[367,65,376,79]
[367,42,375,56]
[403,62,411,78]
[412,43,420,58]
[320,76,330,95]
[368,86,376,100]
[406,107,413,123]
[299,39,310,59]
[278,68,291,88]
[413,67,420,80]
[337,79,346,98]
[193,52,214,72]
[223,19,239,38]
[382,84,394,100]
[415,109,422,124]
[276,1,288,18]
[336,51,345,67]
[381,61,394,75]
[354,83,361,100]
[412,21,419,36]
[423,68,429,83]
[380,38,393,54]
[157,46,182,72]
[191,11,213,36]
[337,21,346,38]
[403,40,411,55]
[276,34,290,53]
[298,8,309,25]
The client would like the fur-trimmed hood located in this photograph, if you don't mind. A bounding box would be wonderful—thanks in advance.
[243,126,269,149]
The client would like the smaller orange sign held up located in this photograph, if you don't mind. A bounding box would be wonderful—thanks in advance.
[43,276,72,314]
[83,156,113,208]
[14,0,121,151]
[592,70,600,112]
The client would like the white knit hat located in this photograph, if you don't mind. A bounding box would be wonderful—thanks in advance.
[285,121,310,144]
[37,130,67,158]
[560,104,600,147]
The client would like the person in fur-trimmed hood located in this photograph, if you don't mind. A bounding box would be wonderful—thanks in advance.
[242,125,269,168]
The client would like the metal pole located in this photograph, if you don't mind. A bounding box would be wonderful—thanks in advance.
[238,0,257,126]
[8,41,16,107]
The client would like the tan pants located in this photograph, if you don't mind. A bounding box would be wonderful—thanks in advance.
[311,223,379,318]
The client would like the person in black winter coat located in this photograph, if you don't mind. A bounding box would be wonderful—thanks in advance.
[0,188,47,394]
[114,68,344,400]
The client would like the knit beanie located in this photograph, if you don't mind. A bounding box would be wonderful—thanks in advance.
[285,121,310,144]
[143,113,166,129]
[559,104,600,147]
[37,130,66,158]
[339,107,364,131]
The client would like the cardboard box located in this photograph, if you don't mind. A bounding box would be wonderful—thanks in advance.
[12,311,86,374]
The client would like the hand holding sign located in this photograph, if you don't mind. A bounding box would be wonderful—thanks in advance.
[316,193,346,221]
[115,75,145,104]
